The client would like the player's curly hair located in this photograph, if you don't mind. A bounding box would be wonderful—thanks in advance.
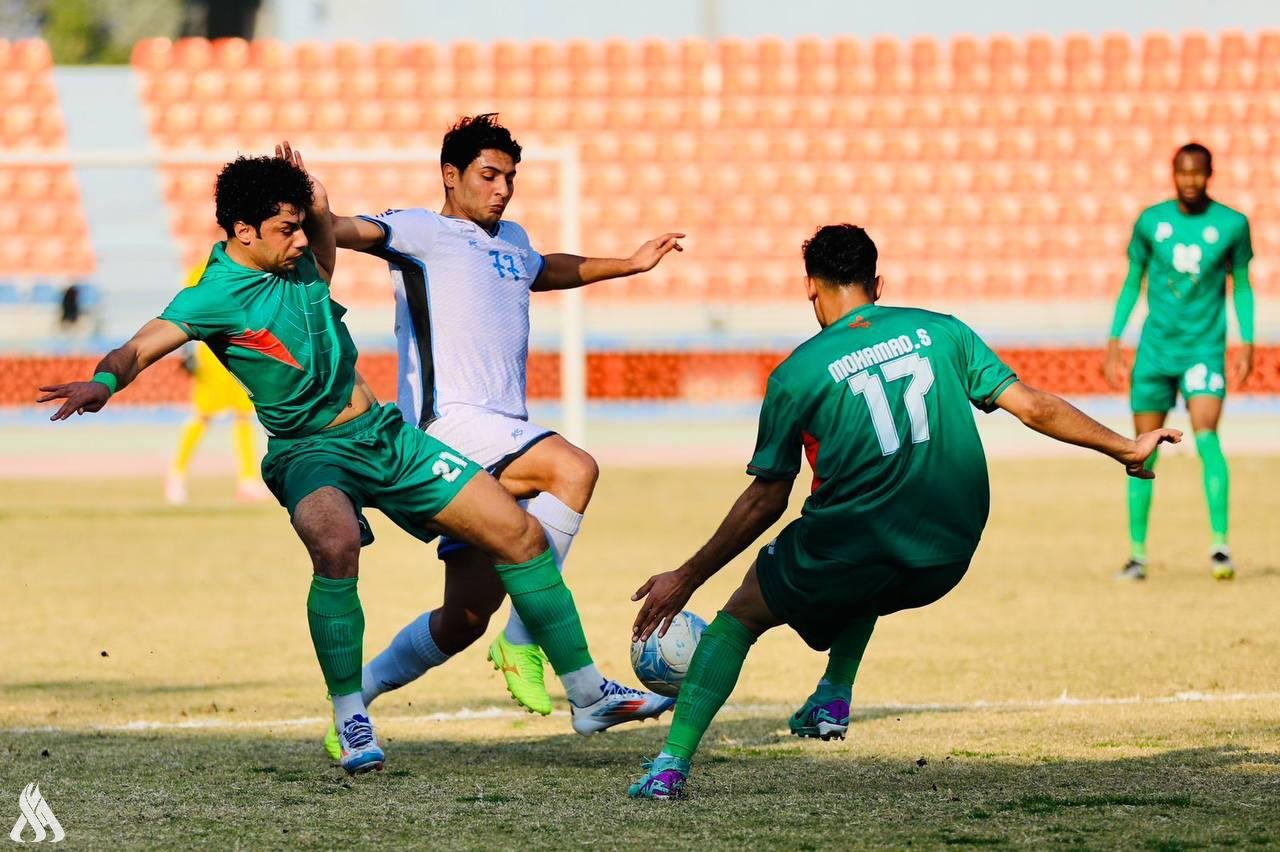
[440,113,522,173]
[214,155,314,237]
[1174,141,1213,175]
[802,224,878,288]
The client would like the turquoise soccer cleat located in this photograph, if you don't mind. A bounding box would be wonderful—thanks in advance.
[628,754,691,799]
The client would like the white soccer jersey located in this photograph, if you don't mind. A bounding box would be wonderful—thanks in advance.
[358,208,545,426]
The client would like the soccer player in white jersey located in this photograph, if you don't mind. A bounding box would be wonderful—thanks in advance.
[320,114,683,749]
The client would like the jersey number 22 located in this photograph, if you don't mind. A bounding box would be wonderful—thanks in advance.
[847,353,935,456]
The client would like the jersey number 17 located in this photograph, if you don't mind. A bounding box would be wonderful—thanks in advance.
[846,353,935,456]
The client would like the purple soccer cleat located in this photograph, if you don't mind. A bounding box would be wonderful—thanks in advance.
[789,694,850,741]
[627,755,690,799]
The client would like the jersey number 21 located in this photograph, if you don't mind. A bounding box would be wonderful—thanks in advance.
[847,353,935,456]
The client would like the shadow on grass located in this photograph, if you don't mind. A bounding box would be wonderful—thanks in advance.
[0,679,275,697]
[5,725,1278,849]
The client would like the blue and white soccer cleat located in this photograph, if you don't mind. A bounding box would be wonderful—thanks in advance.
[336,714,384,775]
[628,754,691,799]
[571,680,676,735]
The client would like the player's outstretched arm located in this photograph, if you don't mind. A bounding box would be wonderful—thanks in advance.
[37,319,190,420]
[532,233,685,292]
[631,476,792,642]
[276,141,336,283]
[995,381,1181,478]
[330,213,386,252]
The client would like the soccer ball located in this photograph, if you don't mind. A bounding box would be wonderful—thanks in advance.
[630,610,707,697]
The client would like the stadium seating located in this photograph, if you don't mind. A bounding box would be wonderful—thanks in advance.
[128,32,1278,305]
[0,39,95,280]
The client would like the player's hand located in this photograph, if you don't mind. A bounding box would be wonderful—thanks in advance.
[37,381,111,420]
[631,569,697,643]
[275,140,329,213]
[1233,344,1254,388]
[1102,340,1126,390]
[1123,428,1182,478]
[627,233,685,274]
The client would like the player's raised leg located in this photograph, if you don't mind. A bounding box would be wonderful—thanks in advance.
[629,562,780,799]
[430,470,673,733]
[488,436,598,714]
[1187,393,1232,579]
[293,486,384,775]
[791,615,875,741]
[1120,410,1169,580]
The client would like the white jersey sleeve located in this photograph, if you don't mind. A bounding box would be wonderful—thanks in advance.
[356,208,442,259]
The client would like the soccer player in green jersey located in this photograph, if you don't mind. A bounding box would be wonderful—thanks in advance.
[625,225,1179,799]
[1104,143,1256,581]
[38,145,672,775]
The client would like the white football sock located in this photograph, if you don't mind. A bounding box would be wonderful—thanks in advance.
[560,664,607,707]
[361,610,450,706]
[332,691,367,725]
[504,493,583,646]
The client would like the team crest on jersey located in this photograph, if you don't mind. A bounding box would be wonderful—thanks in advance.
[1203,226,1219,244]
[848,315,872,329]
[1154,222,1173,242]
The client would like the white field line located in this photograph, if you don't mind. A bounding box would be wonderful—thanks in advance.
[5,690,1279,735]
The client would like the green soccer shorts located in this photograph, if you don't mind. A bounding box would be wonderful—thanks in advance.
[261,403,480,546]
[1130,346,1227,414]
[755,520,970,651]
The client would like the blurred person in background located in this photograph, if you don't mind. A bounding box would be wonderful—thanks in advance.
[164,261,271,505]
[1104,143,1256,581]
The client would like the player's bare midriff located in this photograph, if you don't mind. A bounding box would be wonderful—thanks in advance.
[323,374,376,429]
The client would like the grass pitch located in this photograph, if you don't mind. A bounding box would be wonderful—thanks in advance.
[3,454,1279,848]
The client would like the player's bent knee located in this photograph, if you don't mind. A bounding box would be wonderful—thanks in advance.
[507,512,549,563]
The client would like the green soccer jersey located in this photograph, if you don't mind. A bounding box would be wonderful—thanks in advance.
[748,304,1018,568]
[1115,199,1253,363]
[159,243,358,438]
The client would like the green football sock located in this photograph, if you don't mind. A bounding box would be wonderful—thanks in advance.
[663,612,758,761]
[1195,431,1230,547]
[817,615,877,701]
[494,548,592,675]
[1127,448,1159,559]
[306,576,364,697]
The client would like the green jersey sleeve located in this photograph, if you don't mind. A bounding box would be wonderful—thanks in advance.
[1231,217,1256,344]
[954,319,1018,412]
[158,281,241,341]
[746,373,803,480]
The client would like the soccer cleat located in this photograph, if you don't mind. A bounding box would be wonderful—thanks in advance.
[571,680,676,735]
[789,693,851,741]
[1116,557,1147,581]
[628,754,690,799]
[323,721,341,763]
[336,714,384,775]
[1210,548,1235,581]
[487,635,553,716]
[164,471,187,506]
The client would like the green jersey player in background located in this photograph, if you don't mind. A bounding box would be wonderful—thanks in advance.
[1104,143,1256,581]
[625,224,1178,799]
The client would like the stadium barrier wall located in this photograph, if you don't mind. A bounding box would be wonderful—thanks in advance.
[4,346,1276,407]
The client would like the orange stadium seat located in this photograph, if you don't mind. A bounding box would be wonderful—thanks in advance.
[126,32,1280,303]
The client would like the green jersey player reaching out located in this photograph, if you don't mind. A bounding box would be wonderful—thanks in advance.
[625,224,1179,800]
[1104,143,1256,581]
[38,144,672,777]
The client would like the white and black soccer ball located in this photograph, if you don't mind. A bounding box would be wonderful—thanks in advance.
[630,610,707,697]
